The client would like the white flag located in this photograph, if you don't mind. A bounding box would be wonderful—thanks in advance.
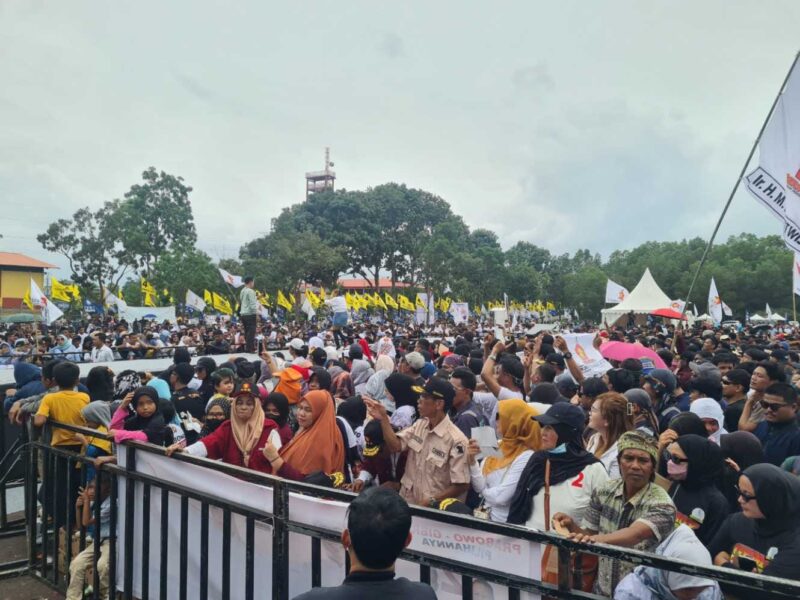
[301,296,315,318]
[449,302,469,324]
[766,303,773,317]
[708,277,723,324]
[745,57,800,252]
[30,279,64,325]
[103,289,128,311]
[669,299,686,314]
[218,268,243,288]
[722,301,733,317]
[794,253,800,296]
[259,304,270,320]
[185,289,206,312]
[605,279,629,304]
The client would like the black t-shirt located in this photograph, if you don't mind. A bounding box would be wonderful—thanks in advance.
[172,388,205,444]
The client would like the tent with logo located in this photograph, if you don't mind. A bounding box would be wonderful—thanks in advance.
[600,268,672,326]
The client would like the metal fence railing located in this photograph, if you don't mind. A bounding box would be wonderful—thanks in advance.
[12,420,800,600]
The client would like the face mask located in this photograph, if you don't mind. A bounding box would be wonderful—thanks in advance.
[266,411,281,421]
[548,443,567,455]
[204,418,224,432]
[667,459,688,480]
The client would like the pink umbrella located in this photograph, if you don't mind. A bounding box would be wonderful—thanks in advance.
[599,341,667,369]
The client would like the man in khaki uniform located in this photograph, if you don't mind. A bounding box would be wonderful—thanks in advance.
[365,377,471,507]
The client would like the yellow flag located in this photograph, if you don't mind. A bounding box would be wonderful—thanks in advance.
[204,290,213,305]
[546,301,555,311]
[415,294,426,309]
[143,291,156,307]
[397,294,414,311]
[117,288,124,301]
[373,292,387,310]
[23,289,34,310]
[277,290,294,311]
[212,292,233,315]
[440,297,452,312]
[384,292,398,309]
[318,287,326,302]
[140,277,156,295]
[306,290,321,308]
[69,284,81,301]
[50,278,72,302]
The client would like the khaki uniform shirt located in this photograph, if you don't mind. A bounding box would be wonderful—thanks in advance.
[396,415,471,506]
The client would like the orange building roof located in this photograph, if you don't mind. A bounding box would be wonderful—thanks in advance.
[0,252,57,269]
[338,278,410,289]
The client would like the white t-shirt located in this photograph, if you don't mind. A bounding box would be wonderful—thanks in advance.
[470,450,534,523]
[90,345,115,363]
[526,462,609,532]
[325,296,347,313]
[472,386,525,428]
[586,435,620,479]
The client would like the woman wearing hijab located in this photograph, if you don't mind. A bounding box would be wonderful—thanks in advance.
[168,382,280,474]
[507,403,607,590]
[51,334,80,361]
[623,388,659,438]
[79,401,114,482]
[85,366,115,402]
[615,524,723,600]
[263,392,293,445]
[108,386,171,446]
[690,398,728,444]
[363,355,395,411]
[384,373,421,429]
[262,390,346,480]
[718,431,765,512]
[335,395,366,477]
[349,359,374,395]
[709,464,800,598]
[665,434,730,546]
[200,397,230,439]
[657,412,709,479]
[466,399,541,522]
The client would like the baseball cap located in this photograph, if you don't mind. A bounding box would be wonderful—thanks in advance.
[232,381,259,399]
[418,377,455,406]
[533,403,586,433]
[645,369,677,394]
[288,338,305,351]
[403,351,425,370]
[545,353,565,370]
[723,368,751,389]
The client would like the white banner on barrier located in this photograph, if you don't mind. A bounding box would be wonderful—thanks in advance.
[117,448,540,599]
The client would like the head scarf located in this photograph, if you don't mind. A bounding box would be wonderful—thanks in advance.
[667,412,708,438]
[280,390,345,475]
[443,354,463,369]
[390,405,416,430]
[674,434,724,490]
[374,355,394,374]
[263,392,290,428]
[114,370,141,400]
[336,395,366,432]
[384,373,420,409]
[507,405,599,525]
[86,366,115,402]
[720,431,764,471]
[349,359,374,388]
[483,399,541,476]
[124,386,167,445]
[81,401,112,428]
[743,463,800,536]
[690,398,727,444]
[617,430,659,463]
[357,338,373,362]
[56,335,72,352]
[201,397,230,436]
[230,391,266,465]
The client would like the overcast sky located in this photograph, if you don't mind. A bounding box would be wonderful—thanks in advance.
[2,1,799,274]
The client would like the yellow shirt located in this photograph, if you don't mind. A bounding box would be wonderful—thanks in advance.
[36,390,90,447]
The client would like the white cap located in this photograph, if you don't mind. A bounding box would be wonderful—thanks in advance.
[288,338,305,350]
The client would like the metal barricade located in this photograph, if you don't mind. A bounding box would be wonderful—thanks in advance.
[19,420,800,600]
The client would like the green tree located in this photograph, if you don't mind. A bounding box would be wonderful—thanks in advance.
[109,167,197,277]
[151,248,221,306]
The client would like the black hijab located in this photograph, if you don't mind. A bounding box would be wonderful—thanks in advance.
[744,463,800,536]
[264,392,290,428]
[337,395,366,432]
[124,386,168,446]
[720,431,764,471]
[384,373,420,409]
[675,434,724,490]
[507,421,599,525]
[310,367,332,392]
[667,412,708,437]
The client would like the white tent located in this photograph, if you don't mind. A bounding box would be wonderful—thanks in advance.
[600,268,672,325]
[750,314,767,322]
[694,313,713,322]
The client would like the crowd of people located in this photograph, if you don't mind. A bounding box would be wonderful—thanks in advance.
[6,309,800,599]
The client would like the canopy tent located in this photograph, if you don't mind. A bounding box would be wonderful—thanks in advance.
[749,314,767,322]
[600,268,672,326]
[694,313,713,322]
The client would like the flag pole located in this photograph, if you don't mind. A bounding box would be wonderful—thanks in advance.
[793,292,797,324]
[672,51,800,350]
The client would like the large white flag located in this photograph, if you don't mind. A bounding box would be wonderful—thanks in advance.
[669,299,686,314]
[722,301,733,317]
[745,56,800,252]
[708,277,723,324]
[301,296,316,318]
[218,268,243,288]
[103,289,128,311]
[185,289,206,312]
[793,253,800,296]
[605,279,629,304]
[30,279,64,325]
[766,303,773,317]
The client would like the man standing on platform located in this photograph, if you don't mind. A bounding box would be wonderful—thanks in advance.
[239,276,258,353]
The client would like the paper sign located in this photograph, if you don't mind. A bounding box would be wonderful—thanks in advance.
[471,426,501,459]
[559,333,613,378]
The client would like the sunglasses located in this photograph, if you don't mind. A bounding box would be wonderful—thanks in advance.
[760,400,787,412]
[735,486,757,503]
[665,452,688,465]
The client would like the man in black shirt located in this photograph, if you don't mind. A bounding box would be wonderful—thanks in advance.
[292,488,436,600]
[722,368,750,432]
